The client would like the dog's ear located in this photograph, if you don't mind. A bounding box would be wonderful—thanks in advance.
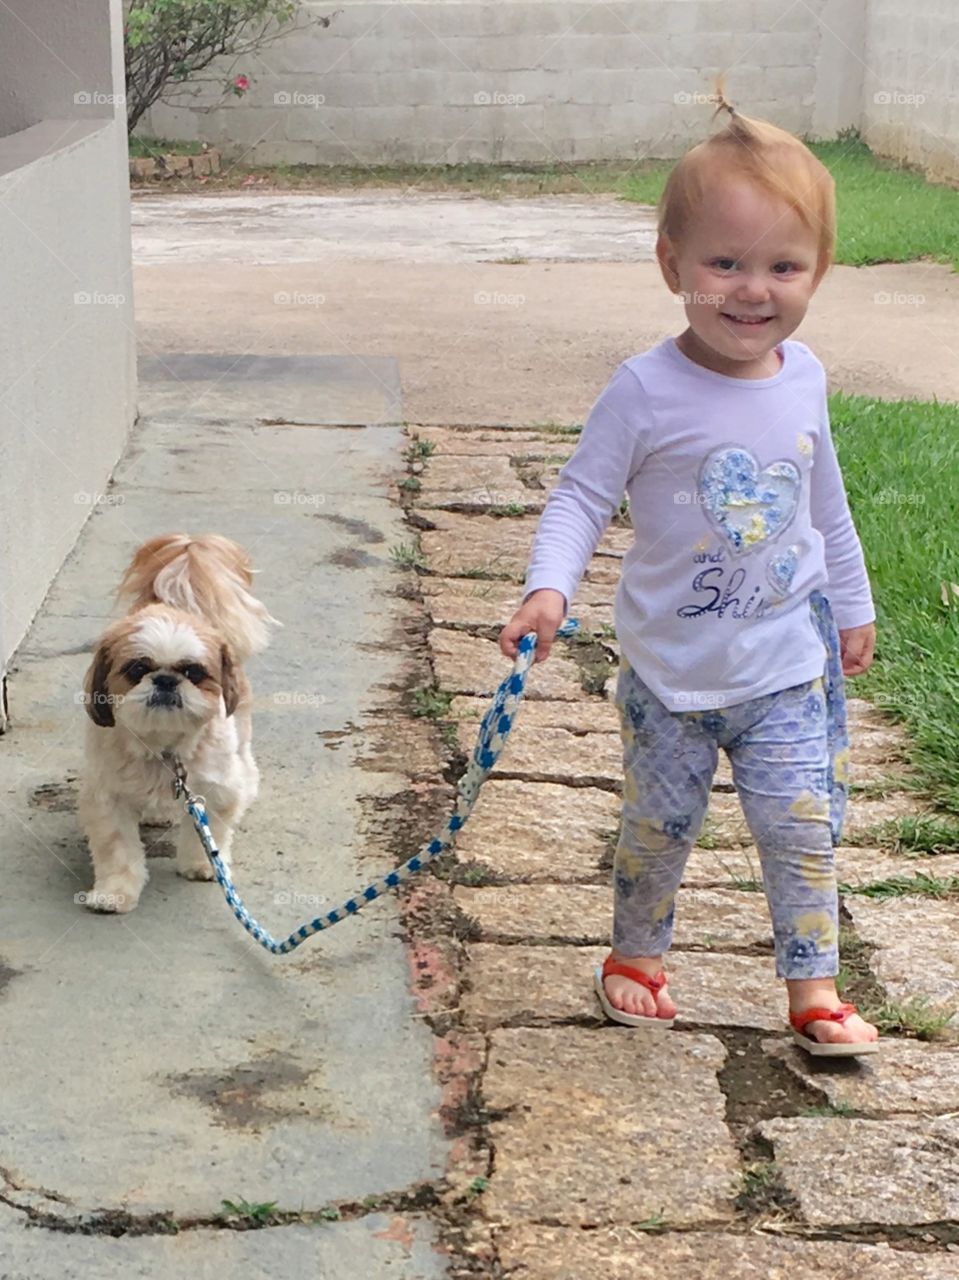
[220,643,239,717]
[84,643,115,727]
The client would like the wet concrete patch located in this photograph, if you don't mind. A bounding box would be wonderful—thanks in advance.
[167,1051,331,1130]
[316,513,386,544]
[326,547,382,569]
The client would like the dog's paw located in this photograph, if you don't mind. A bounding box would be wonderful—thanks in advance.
[79,878,142,913]
[177,861,215,882]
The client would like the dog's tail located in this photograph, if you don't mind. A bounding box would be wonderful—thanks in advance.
[117,534,279,662]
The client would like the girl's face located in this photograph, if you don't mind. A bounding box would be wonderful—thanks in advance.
[657,180,825,378]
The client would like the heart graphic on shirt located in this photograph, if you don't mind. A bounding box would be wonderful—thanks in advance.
[698,446,801,556]
[767,545,800,597]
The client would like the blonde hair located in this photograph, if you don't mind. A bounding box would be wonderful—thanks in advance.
[658,83,836,278]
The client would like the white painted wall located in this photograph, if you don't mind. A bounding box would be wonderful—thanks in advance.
[0,0,135,678]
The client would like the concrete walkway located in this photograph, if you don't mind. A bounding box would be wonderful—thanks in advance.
[0,370,449,1272]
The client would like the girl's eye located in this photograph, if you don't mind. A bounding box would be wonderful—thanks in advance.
[772,261,800,274]
[183,665,208,684]
[712,258,738,271]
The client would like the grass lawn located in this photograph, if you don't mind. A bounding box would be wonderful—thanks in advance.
[618,133,959,271]
[831,392,959,813]
[132,130,959,270]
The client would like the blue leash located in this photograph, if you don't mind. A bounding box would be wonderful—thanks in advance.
[171,621,579,954]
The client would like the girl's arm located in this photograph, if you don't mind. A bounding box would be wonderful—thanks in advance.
[810,403,876,674]
[499,361,651,661]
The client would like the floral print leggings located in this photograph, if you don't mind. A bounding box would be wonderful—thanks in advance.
[612,591,850,980]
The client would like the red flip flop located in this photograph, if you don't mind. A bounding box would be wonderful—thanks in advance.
[789,1002,878,1057]
[594,956,675,1029]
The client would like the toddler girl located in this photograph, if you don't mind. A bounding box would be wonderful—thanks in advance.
[499,97,879,1057]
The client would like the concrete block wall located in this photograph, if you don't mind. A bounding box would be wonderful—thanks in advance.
[143,0,862,166]
[861,0,959,184]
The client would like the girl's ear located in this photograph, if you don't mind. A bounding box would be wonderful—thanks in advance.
[656,234,682,293]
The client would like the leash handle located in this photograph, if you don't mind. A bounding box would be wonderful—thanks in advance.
[181,617,581,954]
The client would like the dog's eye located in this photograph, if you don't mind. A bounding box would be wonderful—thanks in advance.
[123,659,151,684]
[182,664,208,685]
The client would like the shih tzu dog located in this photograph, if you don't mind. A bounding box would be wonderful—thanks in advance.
[78,534,278,913]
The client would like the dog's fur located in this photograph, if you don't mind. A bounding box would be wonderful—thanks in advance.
[78,534,277,912]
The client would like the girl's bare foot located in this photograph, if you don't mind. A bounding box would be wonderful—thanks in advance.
[603,950,677,1020]
[787,977,879,1045]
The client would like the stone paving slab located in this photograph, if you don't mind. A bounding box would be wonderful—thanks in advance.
[836,849,959,886]
[465,723,622,784]
[483,1027,739,1226]
[419,512,629,583]
[421,578,614,634]
[683,845,959,890]
[429,629,585,700]
[455,885,773,951]
[494,1225,959,1279]
[764,1037,959,1115]
[454,779,618,882]
[418,455,539,511]
[0,1205,446,1277]
[462,945,784,1031]
[412,426,577,458]
[845,897,959,1024]
[451,693,619,731]
[702,791,920,847]
[760,1116,959,1227]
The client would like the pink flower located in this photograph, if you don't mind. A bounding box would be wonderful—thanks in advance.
[234,74,250,92]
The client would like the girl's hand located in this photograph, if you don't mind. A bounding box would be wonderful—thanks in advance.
[839,622,875,676]
[499,588,568,664]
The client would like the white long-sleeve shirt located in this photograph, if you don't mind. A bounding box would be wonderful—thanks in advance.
[524,336,875,711]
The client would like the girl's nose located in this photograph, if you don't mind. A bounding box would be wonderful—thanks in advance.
[736,275,770,303]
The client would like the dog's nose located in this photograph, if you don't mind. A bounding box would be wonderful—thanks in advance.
[152,673,180,692]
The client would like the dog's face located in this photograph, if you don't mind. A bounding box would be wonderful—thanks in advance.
[84,604,238,733]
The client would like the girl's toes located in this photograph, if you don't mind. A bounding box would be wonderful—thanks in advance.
[657,991,677,1020]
